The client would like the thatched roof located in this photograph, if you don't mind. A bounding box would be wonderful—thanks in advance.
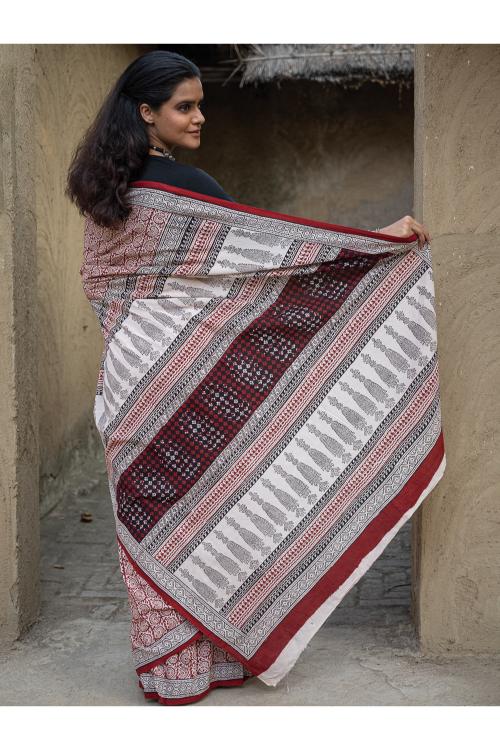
[228,44,414,88]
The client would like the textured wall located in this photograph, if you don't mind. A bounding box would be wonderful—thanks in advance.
[0,45,40,645]
[35,44,138,513]
[414,45,500,652]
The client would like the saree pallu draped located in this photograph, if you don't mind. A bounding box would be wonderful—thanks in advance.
[80,181,446,705]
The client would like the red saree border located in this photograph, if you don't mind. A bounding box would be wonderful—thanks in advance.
[118,430,444,678]
[252,430,445,668]
[128,180,418,244]
[139,675,252,706]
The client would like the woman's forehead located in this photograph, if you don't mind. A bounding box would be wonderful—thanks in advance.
[171,77,203,100]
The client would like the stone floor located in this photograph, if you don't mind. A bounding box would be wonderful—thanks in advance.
[1,460,499,706]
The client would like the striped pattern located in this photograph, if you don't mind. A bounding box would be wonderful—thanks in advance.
[80,182,445,702]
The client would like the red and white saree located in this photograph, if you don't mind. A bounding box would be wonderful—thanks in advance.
[80,181,445,705]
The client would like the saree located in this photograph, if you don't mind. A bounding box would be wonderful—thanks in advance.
[80,180,446,705]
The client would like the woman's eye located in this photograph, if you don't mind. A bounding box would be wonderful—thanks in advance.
[178,103,203,112]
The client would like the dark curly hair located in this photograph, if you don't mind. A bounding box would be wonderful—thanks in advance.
[65,50,201,228]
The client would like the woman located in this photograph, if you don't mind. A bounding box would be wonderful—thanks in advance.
[66,49,429,242]
[67,50,442,706]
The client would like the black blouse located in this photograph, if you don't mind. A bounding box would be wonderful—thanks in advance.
[132,154,235,202]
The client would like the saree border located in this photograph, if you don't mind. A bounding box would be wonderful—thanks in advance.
[128,180,418,244]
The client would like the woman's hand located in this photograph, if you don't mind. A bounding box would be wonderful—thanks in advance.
[376,215,431,248]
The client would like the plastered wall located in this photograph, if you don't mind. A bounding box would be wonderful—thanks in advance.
[0,45,39,644]
[414,44,500,653]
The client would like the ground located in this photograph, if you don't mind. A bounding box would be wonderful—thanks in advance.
[1,461,499,706]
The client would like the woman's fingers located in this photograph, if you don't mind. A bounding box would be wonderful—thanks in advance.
[409,218,431,247]
[416,228,426,247]
[421,226,431,245]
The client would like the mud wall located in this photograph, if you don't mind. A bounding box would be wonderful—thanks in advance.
[0,45,39,645]
[414,44,500,653]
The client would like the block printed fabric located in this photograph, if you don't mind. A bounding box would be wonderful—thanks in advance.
[80,180,446,705]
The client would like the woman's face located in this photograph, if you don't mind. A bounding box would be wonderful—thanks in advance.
[140,77,205,153]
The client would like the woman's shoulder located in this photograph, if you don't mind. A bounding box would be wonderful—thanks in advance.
[134,156,233,201]
[177,162,233,201]
[189,165,233,199]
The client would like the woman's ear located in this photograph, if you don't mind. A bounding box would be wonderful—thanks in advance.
[138,103,154,125]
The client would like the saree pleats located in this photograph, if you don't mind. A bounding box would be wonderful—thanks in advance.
[118,544,252,704]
